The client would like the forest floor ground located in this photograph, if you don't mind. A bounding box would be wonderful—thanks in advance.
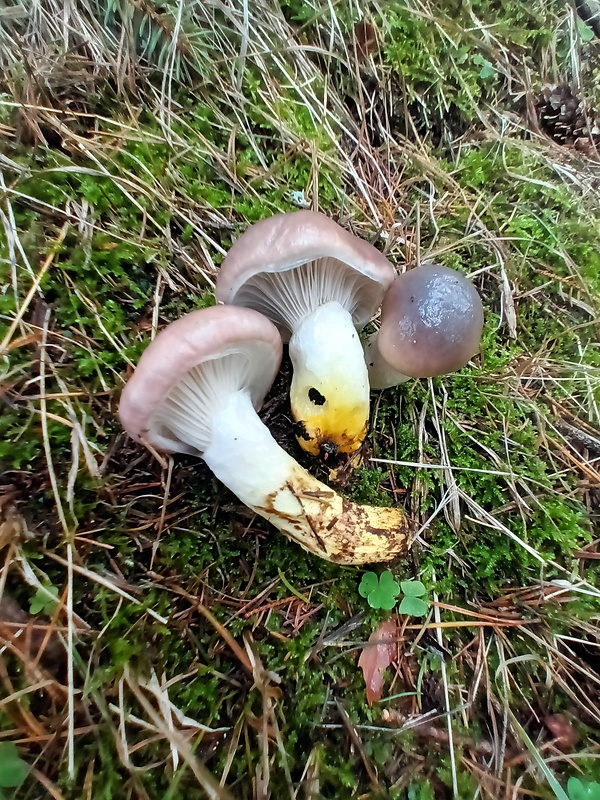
[1,1,600,798]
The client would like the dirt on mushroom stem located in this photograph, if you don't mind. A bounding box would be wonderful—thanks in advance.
[201,390,414,565]
[253,462,415,564]
[260,348,366,481]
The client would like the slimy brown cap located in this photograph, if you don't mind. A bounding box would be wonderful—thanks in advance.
[378,264,484,379]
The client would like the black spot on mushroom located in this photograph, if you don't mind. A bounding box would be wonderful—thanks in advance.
[293,419,312,441]
[308,387,326,406]
[119,304,415,565]
[214,210,395,456]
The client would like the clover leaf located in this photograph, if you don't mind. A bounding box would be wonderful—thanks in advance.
[358,572,379,598]
[398,581,430,618]
[29,585,59,616]
[577,18,596,43]
[568,777,600,800]
[0,742,28,792]
[400,581,426,597]
[359,570,401,610]
[473,53,496,80]
[399,596,429,617]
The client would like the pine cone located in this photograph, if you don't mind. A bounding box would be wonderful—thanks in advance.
[536,84,600,159]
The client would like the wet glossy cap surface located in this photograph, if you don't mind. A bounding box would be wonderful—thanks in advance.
[378,264,484,378]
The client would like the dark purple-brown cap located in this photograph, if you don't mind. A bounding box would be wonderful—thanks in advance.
[215,210,394,334]
[377,264,484,379]
[119,305,282,455]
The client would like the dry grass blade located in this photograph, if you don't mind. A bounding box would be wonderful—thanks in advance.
[1,0,600,797]
[0,222,69,353]
[124,668,235,800]
[243,631,294,800]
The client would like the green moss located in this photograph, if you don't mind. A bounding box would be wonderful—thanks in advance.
[2,0,599,797]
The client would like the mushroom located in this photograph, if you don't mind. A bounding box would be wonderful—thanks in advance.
[364,263,484,389]
[119,305,414,565]
[215,211,395,458]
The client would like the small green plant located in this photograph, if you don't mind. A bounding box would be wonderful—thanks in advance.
[359,574,431,616]
[0,742,28,799]
[568,778,600,800]
[407,778,435,800]
[398,581,430,618]
[577,17,596,43]
[359,570,400,610]
[29,585,59,616]
[473,53,495,80]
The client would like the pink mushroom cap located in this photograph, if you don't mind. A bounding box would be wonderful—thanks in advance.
[119,305,282,455]
[215,210,394,335]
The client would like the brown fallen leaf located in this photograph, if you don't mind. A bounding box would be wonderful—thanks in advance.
[353,20,378,62]
[544,714,580,750]
[0,496,28,551]
[358,618,398,705]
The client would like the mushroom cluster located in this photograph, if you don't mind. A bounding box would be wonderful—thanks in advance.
[119,306,413,564]
[119,212,484,565]
[215,211,395,458]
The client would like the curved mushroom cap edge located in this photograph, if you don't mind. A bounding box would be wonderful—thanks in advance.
[216,210,395,326]
[119,305,283,447]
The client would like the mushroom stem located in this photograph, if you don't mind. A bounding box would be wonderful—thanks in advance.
[288,301,370,456]
[202,390,413,564]
[363,332,411,390]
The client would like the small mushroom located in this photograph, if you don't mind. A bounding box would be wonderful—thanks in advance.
[119,306,413,565]
[364,264,484,389]
[215,211,395,458]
